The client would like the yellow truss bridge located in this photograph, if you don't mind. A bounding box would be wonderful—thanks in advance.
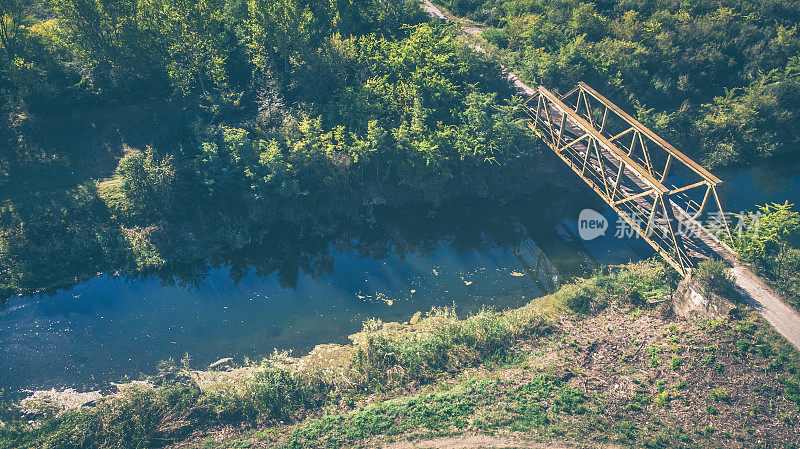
[525,82,735,276]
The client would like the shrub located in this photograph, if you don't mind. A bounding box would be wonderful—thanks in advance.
[694,259,735,297]
[654,390,671,407]
[482,28,510,48]
[113,148,175,220]
[39,381,203,449]
[244,366,329,419]
[352,308,549,384]
[711,387,731,403]
[565,286,595,314]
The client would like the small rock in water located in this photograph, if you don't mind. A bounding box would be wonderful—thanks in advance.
[510,271,525,277]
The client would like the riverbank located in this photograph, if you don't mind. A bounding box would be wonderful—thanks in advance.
[3,261,799,448]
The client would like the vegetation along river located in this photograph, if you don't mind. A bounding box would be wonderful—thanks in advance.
[0,156,798,394]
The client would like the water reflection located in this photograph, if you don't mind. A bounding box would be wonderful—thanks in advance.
[716,154,800,212]
[0,188,662,394]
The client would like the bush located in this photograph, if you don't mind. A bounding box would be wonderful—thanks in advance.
[40,381,202,449]
[565,286,594,314]
[694,259,735,297]
[244,366,328,419]
[711,387,731,403]
[352,308,548,384]
[482,28,510,48]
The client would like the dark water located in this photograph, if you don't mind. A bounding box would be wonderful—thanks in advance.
[716,154,800,213]
[0,191,650,392]
[1,154,798,394]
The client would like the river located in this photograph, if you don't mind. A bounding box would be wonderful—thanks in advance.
[0,157,798,394]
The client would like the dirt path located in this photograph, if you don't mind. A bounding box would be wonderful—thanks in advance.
[420,0,448,21]
[368,435,592,449]
[419,0,535,96]
[732,265,800,349]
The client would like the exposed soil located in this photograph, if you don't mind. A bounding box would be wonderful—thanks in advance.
[369,435,584,448]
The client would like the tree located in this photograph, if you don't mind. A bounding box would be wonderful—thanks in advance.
[245,0,315,81]
[0,0,24,60]
[116,147,175,218]
[734,202,800,278]
[143,0,233,96]
[51,0,163,94]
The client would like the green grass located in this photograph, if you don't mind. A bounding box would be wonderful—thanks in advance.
[281,381,487,448]
[281,373,587,449]
[4,261,798,449]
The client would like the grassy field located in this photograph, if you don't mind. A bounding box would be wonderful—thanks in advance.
[2,261,799,448]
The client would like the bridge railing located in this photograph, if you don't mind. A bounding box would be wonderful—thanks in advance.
[559,84,732,233]
[523,83,733,275]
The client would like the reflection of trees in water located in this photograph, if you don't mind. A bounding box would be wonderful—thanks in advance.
[148,196,597,291]
[747,153,800,196]
[219,201,529,289]
[0,183,602,303]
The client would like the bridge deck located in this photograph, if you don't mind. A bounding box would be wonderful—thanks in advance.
[525,84,735,276]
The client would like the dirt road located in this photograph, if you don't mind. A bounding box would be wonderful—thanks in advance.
[732,265,800,348]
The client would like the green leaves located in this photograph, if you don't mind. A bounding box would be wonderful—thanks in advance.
[733,202,800,285]
[115,148,175,219]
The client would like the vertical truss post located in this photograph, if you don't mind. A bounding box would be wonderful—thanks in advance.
[628,131,638,156]
[555,114,567,149]
[661,195,690,274]
[712,186,733,241]
[639,133,654,175]
[599,106,609,134]
[645,196,660,237]
[581,139,594,176]
[693,185,711,220]
[611,163,625,201]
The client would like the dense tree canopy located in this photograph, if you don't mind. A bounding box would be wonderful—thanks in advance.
[2,0,800,298]
[458,0,800,165]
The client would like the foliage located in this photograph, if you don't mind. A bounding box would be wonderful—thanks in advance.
[450,0,800,165]
[283,382,484,448]
[113,148,176,220]
[561,260,674,314]
[0,0,539,298]
[693,258,735,297]
[352,307,547,384]
[731,202,800,312]
[564,285,594,313]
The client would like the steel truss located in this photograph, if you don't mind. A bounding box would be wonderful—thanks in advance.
[524,83,733,276]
